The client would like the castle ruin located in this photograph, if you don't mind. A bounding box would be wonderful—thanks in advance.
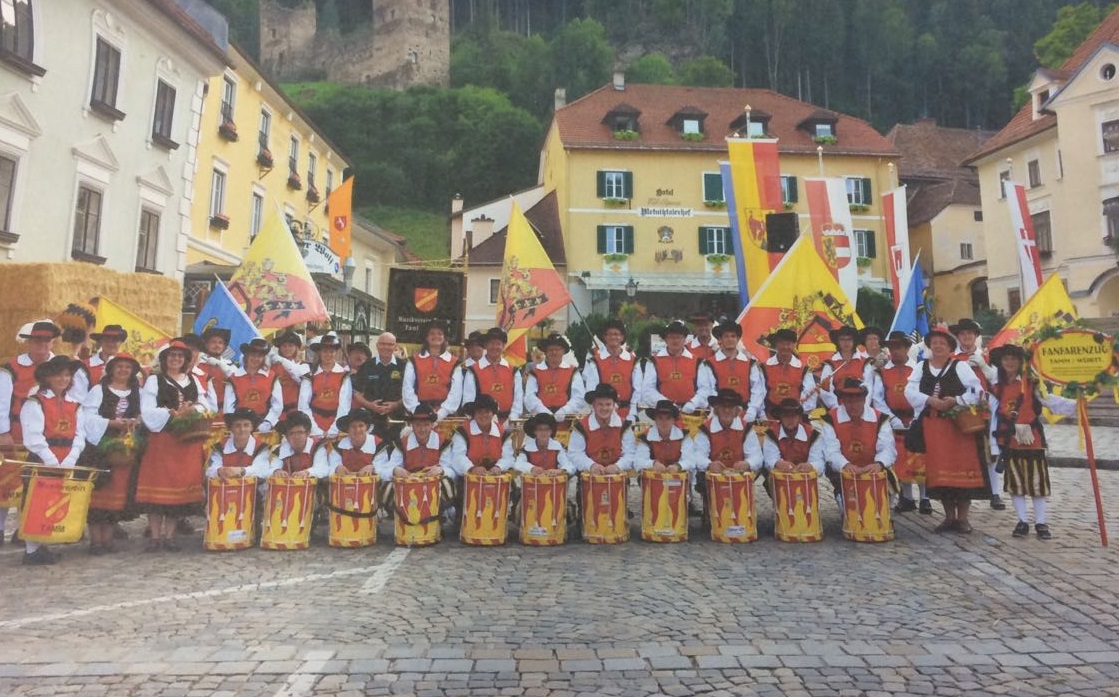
[258,0,449,89]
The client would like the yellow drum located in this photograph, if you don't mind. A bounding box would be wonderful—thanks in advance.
[260,477,316,550]
[681,408,710,435]
[841,469,894,542]
[640,470,689,542]
[706,470,757,543]
[0,450,27,508]
[461,471,512,545]
[580,472,629,544]
[772,470,823,542]
[394,473,442,546]
[18,464,99,544]
[328,473,379,548]
[204,476,258,550]
[520,472,568,546]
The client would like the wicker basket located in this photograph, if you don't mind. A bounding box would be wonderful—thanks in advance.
[167,414,214,443]
[953,409,987,435]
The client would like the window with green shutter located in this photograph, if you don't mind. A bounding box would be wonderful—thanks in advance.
[598,225,634,254]
[597,170,632,200]
[780,175,798,203]
[702,172,724,203]
[845,177,872,206]
[854,229,877,258]
[698,226,732,255]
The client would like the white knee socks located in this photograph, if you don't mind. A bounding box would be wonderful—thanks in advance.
[988,463,1001,495]
[1013,495,1028,522]
[1034,497,1048,525]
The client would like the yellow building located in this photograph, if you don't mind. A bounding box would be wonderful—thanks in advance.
[965,10,1119,318]
[538,79,899,319]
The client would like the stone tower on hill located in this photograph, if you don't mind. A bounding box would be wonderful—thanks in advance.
[258,0,449,89]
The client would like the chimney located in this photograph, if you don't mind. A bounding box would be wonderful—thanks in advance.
[450,193,464,258]
[554,87,566,111]
[613,70,625,91]
[465,229,473,253]
[472,214,495,247]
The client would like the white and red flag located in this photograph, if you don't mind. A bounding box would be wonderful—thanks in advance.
[1004,179,1043,298]
[805,177,858,303]
[882,186,911,309]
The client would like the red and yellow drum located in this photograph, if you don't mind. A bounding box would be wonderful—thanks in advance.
[841,468,894,542]
[640,470,689,542]
[18,465,98,544]
[204,476,258,550]
[519,472,568,546]
[772,470,823,542]
[328,473,379,548]
[394,473,441,546]
[554,416,579,447]
[260,477,316,550]
[0,451,26,508]
[892,431,926,484]
[580,472,629,544]
[461,471,512,546]
[706,470,757,543]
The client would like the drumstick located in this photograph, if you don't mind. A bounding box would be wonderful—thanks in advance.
[551,477,559,527]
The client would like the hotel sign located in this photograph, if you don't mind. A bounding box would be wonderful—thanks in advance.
[639,206,693,218]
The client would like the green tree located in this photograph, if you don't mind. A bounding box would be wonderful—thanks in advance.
[627,53,676,84]
[678,55,735,87]
[548,18,615,101]
[1035,3,1111,68]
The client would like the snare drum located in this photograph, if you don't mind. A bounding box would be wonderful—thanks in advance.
[461,471,512,545]
[260,477,316,550]
[519,472,567,546]
[394,473,442,546]
[891,431,926,484]
[204,476,257,550]
[18,465,98,544]
[706,470,757,543]
[640,470,688,542]
[328,473,379,548]
[841,468,894,542]
[580,472,629,544]
[771,470,823,542]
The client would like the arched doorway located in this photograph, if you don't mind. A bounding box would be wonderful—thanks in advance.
[1096,272,1119,317]
[969,278,990,315]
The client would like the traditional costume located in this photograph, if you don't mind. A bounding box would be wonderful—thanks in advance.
[642,320,708,413]
[298,332,348,436]
[757,329,817,418]
[81,353,143,538]
[581,319,641,420]
[224,339,283,433]
[696,322,764,422]
[632,400,697,472]
[524,334,585,420]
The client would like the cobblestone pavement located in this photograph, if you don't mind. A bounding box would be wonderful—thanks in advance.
[2,468,1119,697]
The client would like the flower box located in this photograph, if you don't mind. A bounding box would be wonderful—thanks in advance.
[603,197,629,208]
[257,149,274,167]
[209,213,230,230]
[306,185,320,203]
[287,172,302,190]
[218,121,238,142]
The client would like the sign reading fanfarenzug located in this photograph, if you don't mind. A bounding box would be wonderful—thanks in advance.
[1033,329,1116,385]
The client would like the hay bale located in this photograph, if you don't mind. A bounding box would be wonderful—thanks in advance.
[0,262,182,359]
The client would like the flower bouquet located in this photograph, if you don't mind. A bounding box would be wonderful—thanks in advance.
[166,409,217,443]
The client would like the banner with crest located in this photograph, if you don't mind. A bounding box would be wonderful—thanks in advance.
[805,177,858,303]
[385,267,465,345]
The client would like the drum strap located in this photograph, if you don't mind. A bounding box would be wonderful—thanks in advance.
[324,502,379,518]
[394,506,441,526]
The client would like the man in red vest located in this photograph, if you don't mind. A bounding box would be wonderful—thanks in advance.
[225,338,282,434]
[261,412,325,480]
[693,389,763,475]
[633,400,696,473]
[462,327,523,422]
[685,312,717,362]
[73,324,127,400]
[567,383,635,474]
[451,394,510,476]
[269,331,310,428]
[822,378,896,509]
[581,319,640,420]
[643,320,709,413]
[872,331,930,514]
[379,404,455,511]
[206,408,270,480]
[757,328,818,419]
[402,321,464,422]
[314,407,389,476]
[818,326,873,410]
[196,327,235,412]
[697,321,763,422]
[524,333,585,421]
[762,398,824,475]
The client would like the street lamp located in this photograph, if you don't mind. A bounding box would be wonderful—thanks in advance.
[625,277,639,298]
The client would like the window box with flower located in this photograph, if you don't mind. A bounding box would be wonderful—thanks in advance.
[306,185,320,203]
[681,132,705,142]
[813,135,837,145]
[703,200,726,209]
[218,120,238,142]
[849,203,870,213]
[287,171,302,190]
[613,129,639,141]
[209,213,230,230]
[257,148,274,168]
[603,197,629,208]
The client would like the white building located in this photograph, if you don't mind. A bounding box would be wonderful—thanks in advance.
[0,0,227,278]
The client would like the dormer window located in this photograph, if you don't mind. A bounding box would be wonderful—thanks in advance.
[815,123,834,138]
[682,119,701,135]
[730,109,771,138]
[602,103,641,139]
[668,106,708,141]
[798,109,839,143]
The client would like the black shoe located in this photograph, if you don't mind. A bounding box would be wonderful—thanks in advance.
[1035,524,1052,540]
[1012,522,1030,537]
[919,499,933,515]
[23,547,58,565]
[174,519,195,535]
[894,496,917,513]
[990,495,1007,511]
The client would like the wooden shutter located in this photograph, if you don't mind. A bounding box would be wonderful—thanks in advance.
[698,227,709,254]
[865,230,877,258]
[597,225,607,253]
[596,171,607,198]
[623,226,635,254]
[861,178,872,204]
[786,175,798,203]
[622,171,634,199]
[703,173,722,201]
[723,227,734,253]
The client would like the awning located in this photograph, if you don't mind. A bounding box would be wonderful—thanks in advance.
[573,272,737,293]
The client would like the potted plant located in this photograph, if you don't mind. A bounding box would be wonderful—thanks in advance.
[602,253,628,274]
[705,253,732,274]
[613,129,639,141]
[603,197,629,207]
[856,256,872,274]
[306,185,320,203]
[287,171,302,190]
[704,200,726,209]
[784,201,795,211]
[813,135,837,145]
[681,132,705,142]
[849,203,870,213]
[209,212,230,230]
[257,148,274,167]
[218,120,238,142]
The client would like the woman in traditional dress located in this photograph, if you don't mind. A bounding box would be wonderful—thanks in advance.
[135,339,215,551]
[81,353,143,555]
[904,327,988,533]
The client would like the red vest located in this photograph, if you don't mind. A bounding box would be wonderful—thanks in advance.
[471,361,516,415]
[84,357,107,386]
[689,341,715,363]
[878,363,914,424]
[271,365,302,412]
[709,355,753,403]
[760,361,808,413]
[401,433,447,472]
[994,380,1043,450]
[525,445,560,471]
[535,366,576,411]
[653,353,699,406]
[767,424,818,463]
[228,372,276,418]
[281,450,314,474]
[641,431,684,465]
[702,419,746,466]
[576,415,626,466]
[34,393,79,462]
[460,423,505,468]
[2,357,38,442]
[412,353,458,403]
[952,349,991,390]
[592,352,636,405]
[198,362,227,410]
[219,438,263,468]
[339,438,378,473]
[826,355,867,387]
[309,369,345,431]
[829,407,886,467]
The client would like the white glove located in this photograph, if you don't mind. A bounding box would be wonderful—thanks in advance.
[1014,423,1034,446]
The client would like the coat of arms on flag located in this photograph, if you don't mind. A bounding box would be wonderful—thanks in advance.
[414,287,439,313]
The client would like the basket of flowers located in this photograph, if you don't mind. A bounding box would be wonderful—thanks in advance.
[946,402,989,435]
[166,410,217,443]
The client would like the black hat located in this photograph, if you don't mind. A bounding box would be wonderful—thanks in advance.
[424,320,449,337]
[90,324,128,342]
[336,407,376,431]
[240,337,271,355]
[989,343,1027,365]
[599,318,627,338]
[462,394,500,415]
[309,332,342,350]
[103,352,142,377]
[463,329,484,347]
[644,399,681,420]
[347,342,372,358]
[278,412,313,434]
[829,325,860,346]
[775,398,804,415]
[33,355,81,384]
[924,325,958,351]
[662,320,690,337]
[180,333,205,351]
[584,383,620,404]
[949,318,982,335]
[861,326,885,342]
[537,333,569,352]
[708,388,743,408]
[20,321,60,341]
[201,327,231,344]
[766,328,799,346]
[713,321,742,339]
[835,377,869,398]
[524,412,558,435]
[689,311,714,324]
[883,330,914,349]
[484,327,508,344]
[223,407,262,428]
[404,404,438,422]
[272,331,303,348]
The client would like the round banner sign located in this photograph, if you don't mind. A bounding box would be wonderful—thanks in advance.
[1032,329,1117,385]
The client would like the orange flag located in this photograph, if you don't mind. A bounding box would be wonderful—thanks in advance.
[326,177,353,258]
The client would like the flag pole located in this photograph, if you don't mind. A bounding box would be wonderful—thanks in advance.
[1078,396,1109,547]
[567,300,606,353]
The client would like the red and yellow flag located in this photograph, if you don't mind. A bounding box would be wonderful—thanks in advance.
[987,274,1078,351]
[326,176,353,258]
[736,236,862,371]
[727,137,784,299]
[497,200,570,365]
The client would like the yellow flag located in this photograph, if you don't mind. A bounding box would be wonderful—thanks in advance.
[987,274,1078,350]
[735,236,862,372]
[93,296,170,367]
[227,204,329,329]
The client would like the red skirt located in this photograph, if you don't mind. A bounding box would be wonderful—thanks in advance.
[923,414,988,500]
[134,431,205,513]
[86,447,140,523]
[891,433,926,484]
